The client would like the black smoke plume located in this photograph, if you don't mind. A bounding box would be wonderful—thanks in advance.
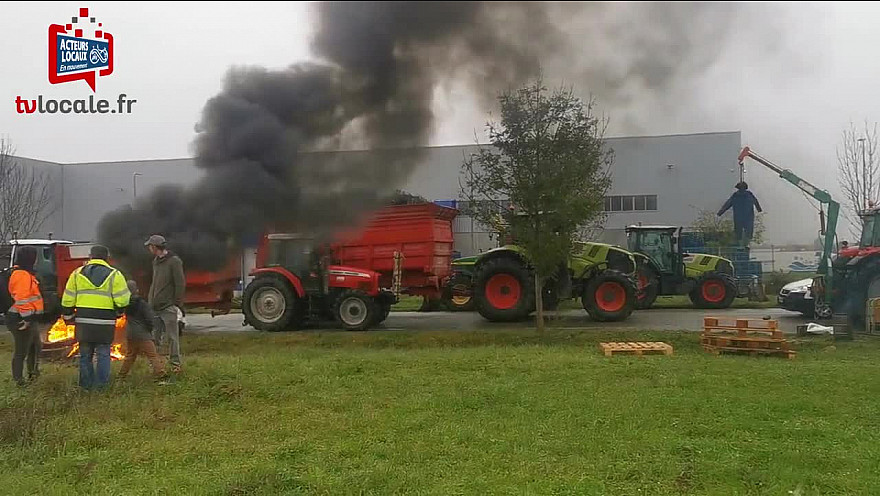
[97,1,558,272]
[97,2,793,272]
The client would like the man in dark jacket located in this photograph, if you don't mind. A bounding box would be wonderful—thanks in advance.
[144,235,185,374]
[119,280,167,382]
[717,181,763,246]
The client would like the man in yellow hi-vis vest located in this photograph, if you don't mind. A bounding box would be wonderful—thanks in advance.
[61,245,131,391]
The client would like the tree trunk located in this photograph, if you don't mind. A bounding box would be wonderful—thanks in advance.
[535,272,545,334]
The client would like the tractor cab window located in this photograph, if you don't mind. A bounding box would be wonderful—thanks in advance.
[266,238,314,276]
[0,244,11,269]
[638,231,674,272]
[861,215,880,248]
[11,244,57,291]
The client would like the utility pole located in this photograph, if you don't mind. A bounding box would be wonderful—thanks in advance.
[132,172,142,202]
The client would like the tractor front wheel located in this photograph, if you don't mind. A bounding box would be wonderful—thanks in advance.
[474,258,535,322]
[442,274,476,312]
[582,271,636,322]
[242,276,302,332]
[689,273,737,309]
[335,290,380,331]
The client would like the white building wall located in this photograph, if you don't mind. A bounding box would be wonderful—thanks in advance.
[14,131,741,259]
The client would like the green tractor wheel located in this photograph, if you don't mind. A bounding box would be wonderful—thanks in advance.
[474,257,535,322]
[689,273,737,309]
[635,265,660,310]
[582,271,636,322]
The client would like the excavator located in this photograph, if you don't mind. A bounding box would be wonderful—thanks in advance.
[738,146,880,332]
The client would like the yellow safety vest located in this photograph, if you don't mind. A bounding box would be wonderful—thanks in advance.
[61,259,131,326]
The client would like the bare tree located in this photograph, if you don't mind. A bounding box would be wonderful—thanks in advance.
[0,138,58,243]
[837,121,879,238]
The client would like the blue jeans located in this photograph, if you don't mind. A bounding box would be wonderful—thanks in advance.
[79,342,111,390]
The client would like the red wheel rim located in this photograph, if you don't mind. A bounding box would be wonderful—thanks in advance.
[596,281,626,313]
[701,280,726,303]
[637,274,649,300]
[485,274,521,310]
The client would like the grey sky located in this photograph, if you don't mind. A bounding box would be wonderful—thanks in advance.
[2,2,879,244]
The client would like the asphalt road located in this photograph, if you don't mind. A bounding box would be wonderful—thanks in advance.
[185,307,812,335]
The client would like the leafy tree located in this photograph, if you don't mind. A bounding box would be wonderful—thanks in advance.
[461,79,612,332]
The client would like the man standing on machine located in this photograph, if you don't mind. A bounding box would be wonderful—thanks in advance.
[718,181,763,246]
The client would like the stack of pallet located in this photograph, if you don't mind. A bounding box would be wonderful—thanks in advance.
[702,316,795,359]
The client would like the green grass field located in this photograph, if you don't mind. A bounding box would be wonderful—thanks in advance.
[1,329,878,495]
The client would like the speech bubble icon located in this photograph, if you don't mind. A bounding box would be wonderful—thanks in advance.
[48,24,113,92]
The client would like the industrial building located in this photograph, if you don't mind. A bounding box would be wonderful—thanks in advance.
[12,131,742,271]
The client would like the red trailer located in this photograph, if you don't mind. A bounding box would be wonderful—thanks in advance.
[243,203,457,331]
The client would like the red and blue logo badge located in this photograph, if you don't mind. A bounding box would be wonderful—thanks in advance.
[48,8,113,92]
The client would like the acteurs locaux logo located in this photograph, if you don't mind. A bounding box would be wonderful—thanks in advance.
[15,7,137,115]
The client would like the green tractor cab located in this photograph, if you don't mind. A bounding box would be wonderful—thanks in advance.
[626,225,738,310]
[471,241,638,323]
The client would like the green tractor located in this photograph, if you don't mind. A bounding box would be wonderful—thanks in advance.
[625,225,738,310]
[471,242,639,322]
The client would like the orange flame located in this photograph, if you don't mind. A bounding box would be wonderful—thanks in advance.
[52,316,128,361]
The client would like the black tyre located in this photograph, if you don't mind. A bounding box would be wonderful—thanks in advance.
[847,267,880,329]
[474,257,535,322]
[335,290,379,331]
[442,274,476,312]
[635,265,660,310]
[582,271,636,322]
[542,285,560,311]
[375,302,392,325]
[242,276,301,332]
[688,273,737,309]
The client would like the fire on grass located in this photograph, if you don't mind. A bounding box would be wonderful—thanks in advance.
[47,316,127,360]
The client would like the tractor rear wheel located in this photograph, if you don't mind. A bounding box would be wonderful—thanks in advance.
[689,273,737,309]
[582,271,636,322]
[847,266,880,329]
[474,258,535,322]
[335,290,379,331]
[635,266,660,310]
[242,276,302,332]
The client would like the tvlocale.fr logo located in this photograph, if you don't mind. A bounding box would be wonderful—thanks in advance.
[15,7,137,115]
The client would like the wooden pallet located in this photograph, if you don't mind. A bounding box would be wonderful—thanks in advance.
[703,316,777,330]
[704,328,785,339]
[703,344,796,360]
[701,335,790,351]
[599,342,673,357]
[703,316,783,339]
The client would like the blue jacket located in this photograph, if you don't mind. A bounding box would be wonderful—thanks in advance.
[718,189,762,225]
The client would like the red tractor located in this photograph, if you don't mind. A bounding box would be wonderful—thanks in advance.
[242,203,457,331]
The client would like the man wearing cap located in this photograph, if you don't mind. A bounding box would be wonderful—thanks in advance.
[61,244,130,390]
[144,235,186,374]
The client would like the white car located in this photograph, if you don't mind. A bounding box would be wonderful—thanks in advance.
[778,278,814,317]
